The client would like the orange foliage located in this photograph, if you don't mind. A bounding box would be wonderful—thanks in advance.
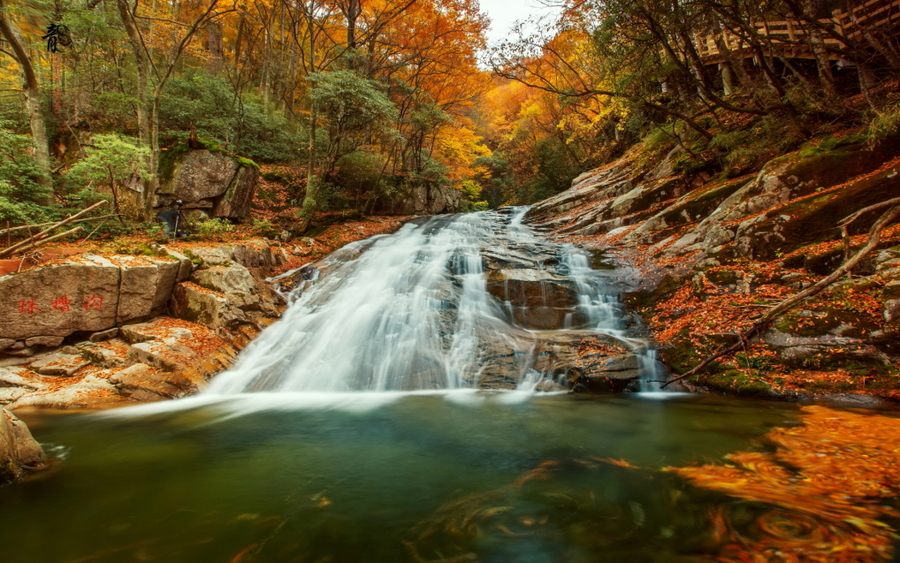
[668,406,900,562]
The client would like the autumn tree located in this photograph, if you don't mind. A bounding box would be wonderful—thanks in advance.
[0,0,51,198]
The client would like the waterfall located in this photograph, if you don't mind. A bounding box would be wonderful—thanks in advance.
[202,209,664,396]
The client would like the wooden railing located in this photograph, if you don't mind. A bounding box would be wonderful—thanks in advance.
[834,0,900,39]
[695,0,900,64]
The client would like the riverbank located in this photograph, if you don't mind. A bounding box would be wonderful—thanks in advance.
[526,133,900,401]
[0,216,408,410]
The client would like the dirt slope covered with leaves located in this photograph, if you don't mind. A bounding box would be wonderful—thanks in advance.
[526,132,900,400]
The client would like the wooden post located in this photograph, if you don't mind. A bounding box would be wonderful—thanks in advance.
[720,63,735,95]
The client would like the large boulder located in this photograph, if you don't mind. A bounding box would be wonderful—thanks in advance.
[0,408,45,484]
[183,240,289,276]
[0,254,189,346]
[169,259,287,347]
[191,264,285,316]
[169,282,250,333]
[531,332,643,393]
[465,327,644,392]
[157,147,259,219]
[485,269,584,330]
[376,184,461,215]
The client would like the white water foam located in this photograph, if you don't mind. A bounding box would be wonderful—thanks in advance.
[106,209,666,416]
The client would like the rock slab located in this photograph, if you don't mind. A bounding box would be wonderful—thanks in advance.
[0,408,45,484]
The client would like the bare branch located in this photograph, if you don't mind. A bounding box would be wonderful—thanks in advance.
[661,203,900,389]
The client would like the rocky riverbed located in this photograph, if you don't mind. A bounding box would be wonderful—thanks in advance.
[526,138,900,400]
[0,217,407,484]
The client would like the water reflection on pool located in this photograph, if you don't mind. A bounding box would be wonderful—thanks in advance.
[2,393,897,562]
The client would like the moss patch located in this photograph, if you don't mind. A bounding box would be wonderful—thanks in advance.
[695,370,774,397]
[743,167,900,260]
[647,176,748,229]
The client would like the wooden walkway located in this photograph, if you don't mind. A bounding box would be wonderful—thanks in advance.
[696,0,900,65]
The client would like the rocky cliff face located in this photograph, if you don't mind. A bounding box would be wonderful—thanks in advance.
[157,147,259,219]
[527,140,900,400]
[375,183,461,215]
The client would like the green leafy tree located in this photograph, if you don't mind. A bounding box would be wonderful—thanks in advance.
[298,70,400,230]
[68,134,151,219]
[0,126,52,223]
[458,180,488,212]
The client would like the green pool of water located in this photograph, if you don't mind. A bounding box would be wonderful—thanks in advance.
[0,392,894,562]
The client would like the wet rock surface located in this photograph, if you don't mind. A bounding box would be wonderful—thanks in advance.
[206,211,659,395]
[525,140,900,400]
[0,407,45,484]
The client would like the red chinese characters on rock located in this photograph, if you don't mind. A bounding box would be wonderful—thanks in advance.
[82,295,103,311]
[12,295,103,314]
[51,296,72,312]
[16,299,41,315]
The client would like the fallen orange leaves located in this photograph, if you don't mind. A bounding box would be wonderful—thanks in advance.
[667,405,900,562]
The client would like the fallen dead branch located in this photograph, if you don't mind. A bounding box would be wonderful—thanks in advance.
[0,213,120,238]
[0,201,107,259]
[6,226,84,259]
[661,201,900,389]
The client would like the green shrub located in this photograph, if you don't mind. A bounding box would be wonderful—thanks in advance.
[458,180,489,213]
[867,104,900,145]
[159,70,305,163]
[0,127,52,207]
[194,218,235,236]
[251,218,280,238]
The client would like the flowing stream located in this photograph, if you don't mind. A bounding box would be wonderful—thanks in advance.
[205,208,662,397]
[4,210,900,562]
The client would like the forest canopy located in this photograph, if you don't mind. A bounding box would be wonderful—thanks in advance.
[0,0,898,230]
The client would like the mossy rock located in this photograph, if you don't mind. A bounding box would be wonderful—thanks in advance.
[624,274,681,310]
[774,306,879,338]
[658,329,723,374]
[775,146,886,194]
[637,177,748,235]
[157,136,259,219]
[883,282,900,301]
[706,268,740,286]
[589,250,616,270]
[738,165,900,260]
[693,370,775,398]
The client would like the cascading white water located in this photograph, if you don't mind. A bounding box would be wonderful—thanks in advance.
[203,209,664,396]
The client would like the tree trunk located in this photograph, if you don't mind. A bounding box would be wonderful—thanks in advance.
[346,0,359,49]
[116,0,154,216]
[0,0,52,200]
[720,63,734,96]
[207,20,224,75]
[297,0,319,233]
[799,0,842,111]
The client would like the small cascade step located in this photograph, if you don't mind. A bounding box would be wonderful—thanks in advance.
[202,209,667,395]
